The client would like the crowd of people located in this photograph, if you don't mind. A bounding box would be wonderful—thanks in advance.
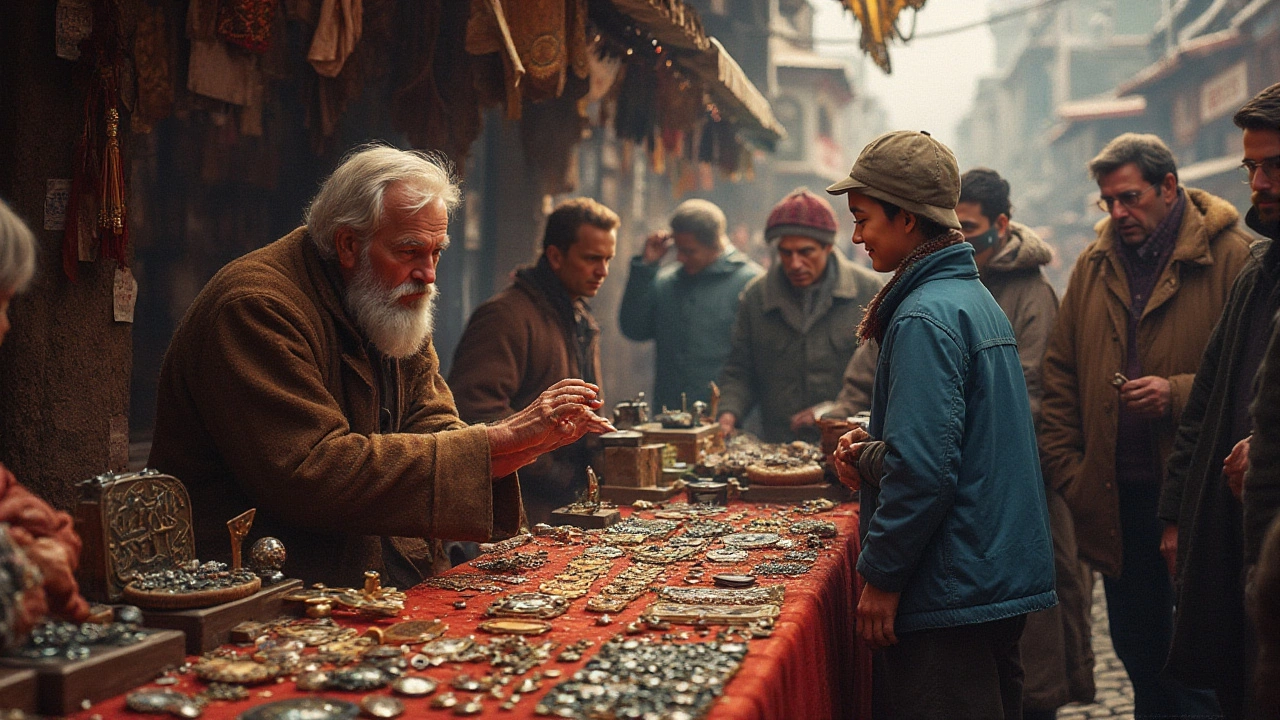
[1,71,1279,718]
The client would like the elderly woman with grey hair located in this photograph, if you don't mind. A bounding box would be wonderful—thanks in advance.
[0,198,92,649]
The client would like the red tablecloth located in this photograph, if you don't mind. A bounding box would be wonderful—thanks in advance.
[70,501,870,720]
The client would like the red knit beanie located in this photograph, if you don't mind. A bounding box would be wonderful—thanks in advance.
[764,188,839,245]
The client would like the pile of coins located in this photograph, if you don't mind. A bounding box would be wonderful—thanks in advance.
[14,612,147,660]
[129,560,258,593]
[536,637,749,719]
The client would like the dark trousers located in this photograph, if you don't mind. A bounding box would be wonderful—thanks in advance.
[872,614,1027,720]
[1104,481,1221,718]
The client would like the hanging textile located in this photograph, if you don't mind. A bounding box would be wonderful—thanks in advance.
[466,0,586,119]
[307,0,361,78]
[217,0,279,53]
[842,0,926,74]
[63,0,130,280]
[131,2,173,134]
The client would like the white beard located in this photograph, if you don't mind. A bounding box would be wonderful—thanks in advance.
[344,248,437,359]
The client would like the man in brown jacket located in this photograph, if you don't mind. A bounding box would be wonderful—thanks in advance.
[149,146,611,590]
[449,198,619,524]
[1040,133,1252,716]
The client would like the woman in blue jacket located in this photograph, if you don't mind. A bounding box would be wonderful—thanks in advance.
[829,131,1056,719]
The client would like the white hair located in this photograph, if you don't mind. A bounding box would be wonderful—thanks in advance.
[305,144,461,259]
[0,199,36,294]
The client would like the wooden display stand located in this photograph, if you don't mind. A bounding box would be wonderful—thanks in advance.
[0,668,37,712]
[598,484,682,505]
[140,578,304,653]
[548,507,621,529]
[0,629,185,716]
[601,444,665,487]
[638,423,723,464]
[739,482,852,504]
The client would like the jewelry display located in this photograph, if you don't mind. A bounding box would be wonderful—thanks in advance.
[705,548,749,564]
[788,520,837,538]
[248,537,287,585]
[651,502,726,519]
[537,637,749,719]
[683,520,733,537]
[642,601,781,625]
[484,592,569,620]
[193,656,278,685]
[380,619,446,646]
[795,498,837,514]
[282,573,406,617]
[585,564,663,613]
[477,619,553,636]
[486,635,555,674]
[532,524,587,544]
[477,533,533,555]
[324,665,390,692]
[10,617,147,660]
[657,585,785,606]
[428,691,457,709]
[783,550,820,564]
[721,532,782,549]
[124,559,261,609]
[471,550,548,573]
[358,695,403,718]
[390,676,437,697]
[605,518,679,538]
[583,545,625,559]
[125,689,203,718]
[630,544,701,565]
[743,518,787,533]
[198,683,249,702]
[237,697,359,720]
[538,553,616,598]
[752,561,812,576]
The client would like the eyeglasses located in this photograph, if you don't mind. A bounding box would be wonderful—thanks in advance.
[1241,156,1280,185]
[1096,184,1156,212]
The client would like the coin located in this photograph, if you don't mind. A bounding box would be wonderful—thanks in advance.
[390,676,438,697]
[359,695,404,718]
[381,619,446,646]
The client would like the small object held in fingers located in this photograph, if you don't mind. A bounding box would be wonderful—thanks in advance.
[1112,372,1128,389]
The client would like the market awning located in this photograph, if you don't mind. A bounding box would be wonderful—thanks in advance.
[605,0,785,150]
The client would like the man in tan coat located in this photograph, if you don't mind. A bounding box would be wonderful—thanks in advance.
[149,146,612,589]
[1040,133,1252,716]
[449,198,618,524]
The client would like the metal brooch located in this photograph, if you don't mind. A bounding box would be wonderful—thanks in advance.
[721,532,782,549]
[484,593,569,620]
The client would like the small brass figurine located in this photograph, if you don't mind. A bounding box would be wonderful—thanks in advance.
[586,466,600,506]
[227,508,256,571]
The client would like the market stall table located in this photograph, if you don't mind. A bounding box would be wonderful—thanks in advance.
[65,499,870,720]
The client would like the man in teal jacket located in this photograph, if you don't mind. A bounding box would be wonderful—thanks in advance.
[618,199,762,412]
[832,131,1056,718]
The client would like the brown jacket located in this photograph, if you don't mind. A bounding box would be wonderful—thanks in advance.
[149,228,521,589]
[448,268,601,520]
[1040,188,1253,575]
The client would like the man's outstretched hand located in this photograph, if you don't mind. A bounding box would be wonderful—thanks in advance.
[487,380,615,478]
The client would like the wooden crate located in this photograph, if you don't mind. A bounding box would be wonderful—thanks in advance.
[0,669,36,712]
[1,629,185,716]
[638,423,723,464]
[601,444,664,488]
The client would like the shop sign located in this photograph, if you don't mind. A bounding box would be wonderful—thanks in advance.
[1200,61,1249,124]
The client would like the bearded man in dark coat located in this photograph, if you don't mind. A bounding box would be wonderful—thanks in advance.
[149,145,612,589]
[1159,83,1280,718]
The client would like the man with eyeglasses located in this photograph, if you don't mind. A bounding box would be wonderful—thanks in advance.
[1153,82,1280,717]
[1040,132,1252,717]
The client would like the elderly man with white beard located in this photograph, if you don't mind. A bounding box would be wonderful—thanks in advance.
[149,145,612,589]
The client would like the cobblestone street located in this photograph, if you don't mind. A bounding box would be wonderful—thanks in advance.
[1057,574,1136,719]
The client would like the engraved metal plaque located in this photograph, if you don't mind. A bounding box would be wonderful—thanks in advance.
[75,469,196,602]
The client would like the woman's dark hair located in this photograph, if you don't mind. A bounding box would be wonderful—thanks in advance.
[874,198,951,240]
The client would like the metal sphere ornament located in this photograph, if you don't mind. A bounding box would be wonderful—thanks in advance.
[248,537,287,585]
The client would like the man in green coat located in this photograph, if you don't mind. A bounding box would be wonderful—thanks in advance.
[618,199,762,412]
[716,188,882,443]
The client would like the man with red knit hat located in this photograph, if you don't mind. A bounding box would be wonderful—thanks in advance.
[716,188,882,442]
